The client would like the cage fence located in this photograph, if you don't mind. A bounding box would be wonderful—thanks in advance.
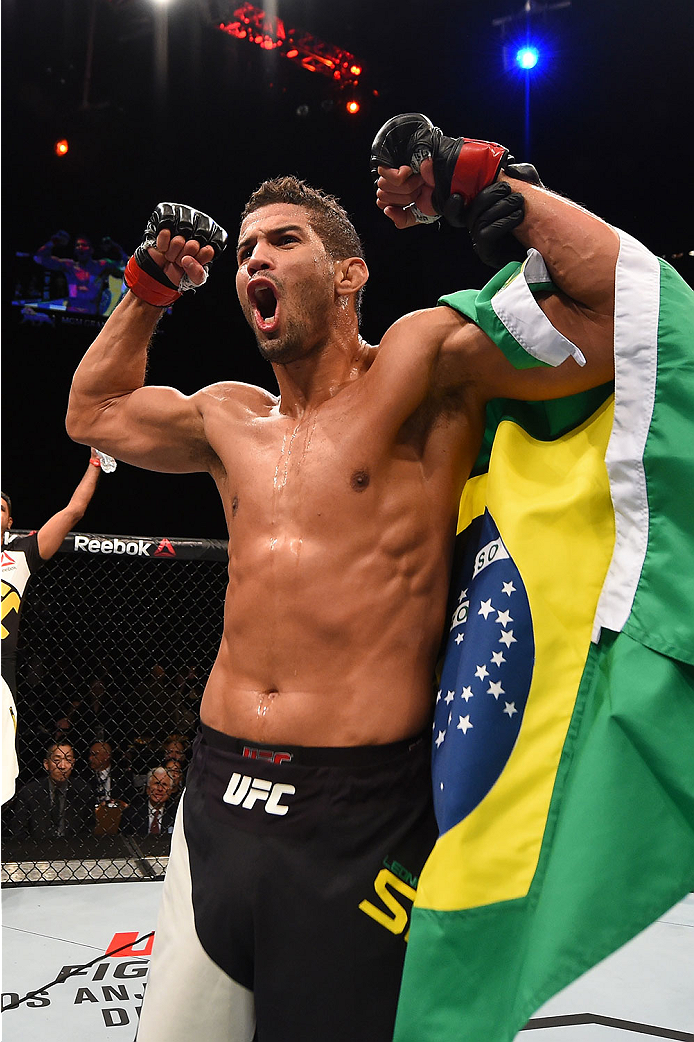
[2,531,228,886]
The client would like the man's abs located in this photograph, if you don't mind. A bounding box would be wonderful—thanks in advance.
[200,529,453,746]
[201,380,475,746]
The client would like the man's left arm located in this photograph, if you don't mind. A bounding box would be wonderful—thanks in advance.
[372,114,619,399]
[99,236,129,267]
[36,448,111,560]
[440,175,618,403]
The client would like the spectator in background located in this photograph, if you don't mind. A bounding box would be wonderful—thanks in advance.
[52,715,73,743]
[89,739,132,837]
[10,741,93,838]
[88,739,133,805]
[128,662,177,737]
[163,757,184,801]
[80,670,129,752]
[51,697,103,748]
[170,666,203,738]
[120,766,177,837]
[85,677,109,739]
[161,734,188,766]
[124,730,159,794]
[33,230,128,315]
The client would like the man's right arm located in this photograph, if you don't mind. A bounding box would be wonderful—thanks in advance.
[66,208,224,474]
[66,292,212,473]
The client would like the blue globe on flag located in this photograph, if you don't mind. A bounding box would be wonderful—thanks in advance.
[433,509,535,833]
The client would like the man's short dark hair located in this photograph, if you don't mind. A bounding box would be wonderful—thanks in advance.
[1,491,12,517]
[241,176,365,320]
[45,741,75,759]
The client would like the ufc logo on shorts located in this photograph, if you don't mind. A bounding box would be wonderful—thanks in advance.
[223,773,296,816]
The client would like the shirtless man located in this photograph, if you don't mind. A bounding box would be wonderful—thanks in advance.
[34,232,128,315]
[65,114,617,1042]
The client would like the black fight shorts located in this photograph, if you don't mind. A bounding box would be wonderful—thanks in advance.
[137,723,438,1042]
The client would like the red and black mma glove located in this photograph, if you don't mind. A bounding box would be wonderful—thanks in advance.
[370,112,508,218]
[124,202,228,307]
[371,112,543,268]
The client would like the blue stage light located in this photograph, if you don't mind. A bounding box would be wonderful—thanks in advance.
[516,46,539,70]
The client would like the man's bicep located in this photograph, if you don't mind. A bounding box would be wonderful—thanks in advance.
[490,292,614,401]
[439,295,614,404]
[37,508,80,560]
[68,384,214,474]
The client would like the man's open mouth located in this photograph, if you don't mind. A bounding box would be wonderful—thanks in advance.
[248,279,279,332]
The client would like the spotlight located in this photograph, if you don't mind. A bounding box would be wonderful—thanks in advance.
[296,104,309,118]
[516,45,539,69]
[54,139,69,156]
[346,99,360,115]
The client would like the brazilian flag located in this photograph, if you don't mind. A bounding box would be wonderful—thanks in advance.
[394,233,694,1041]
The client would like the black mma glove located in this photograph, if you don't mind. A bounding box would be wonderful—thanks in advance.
[461,164,544,268]
[124,203,228,308]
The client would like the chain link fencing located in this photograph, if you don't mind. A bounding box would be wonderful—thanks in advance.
[2,531,228,886]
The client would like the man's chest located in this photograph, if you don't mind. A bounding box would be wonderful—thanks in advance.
[205,388,474,530]
[212,408,395,517]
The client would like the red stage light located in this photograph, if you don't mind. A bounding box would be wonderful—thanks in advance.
[217,5,364,86]
[54,139,69,156]
[346,100,360,115]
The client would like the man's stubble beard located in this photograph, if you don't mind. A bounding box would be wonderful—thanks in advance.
[252,275,335,365]
[254,315,311,364]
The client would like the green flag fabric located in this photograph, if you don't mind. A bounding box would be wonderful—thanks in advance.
[394,231,694,1042]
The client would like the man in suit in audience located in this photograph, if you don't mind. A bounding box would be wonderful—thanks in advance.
[11,741,94,838]
[120,766,177,836]
[88,739,133,804]
[88,739,134,836]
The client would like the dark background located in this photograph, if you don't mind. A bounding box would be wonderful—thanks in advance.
[3,0,693,539]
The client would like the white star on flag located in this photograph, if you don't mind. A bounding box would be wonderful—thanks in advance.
[436,689,442,702]
[445,690,455,704]
[478,599,495,619]
[475,664,489,681]
[435,729,446,747]
[457,715,473,733]
[461,686,474,701]
[491,651,506,667]
[487,680,505,699]
[499,629,517,648]
[455,633,464,644]
[502,581,516,596]
[503,702,518,717]
[496,609,513,627]
[458,588,468,603]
